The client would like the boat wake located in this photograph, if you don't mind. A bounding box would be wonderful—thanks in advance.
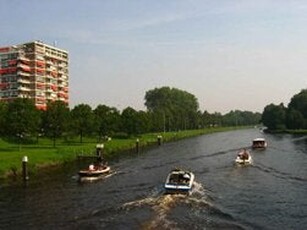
[254,163,307,182]
[189,147,251,162]
[122,181,212,230]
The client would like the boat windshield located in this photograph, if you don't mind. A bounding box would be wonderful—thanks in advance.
[169,172,190,184]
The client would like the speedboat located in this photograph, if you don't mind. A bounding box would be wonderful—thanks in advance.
[252,138,267,149]
[235,149,252,164]
[78,164,110,181]
[164,168,195,194]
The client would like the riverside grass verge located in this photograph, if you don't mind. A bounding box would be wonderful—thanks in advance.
[0,126,248,179]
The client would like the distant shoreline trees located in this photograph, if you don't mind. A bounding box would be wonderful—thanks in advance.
[262,89,307,131]
[0,86,261,144]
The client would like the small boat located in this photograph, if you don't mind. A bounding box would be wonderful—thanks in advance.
[78,164,110,181]
[235,149,252,164]
[252,138,268,149]
[164,168,195,194]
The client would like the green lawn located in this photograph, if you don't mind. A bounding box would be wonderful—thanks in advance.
[0,127,244,178]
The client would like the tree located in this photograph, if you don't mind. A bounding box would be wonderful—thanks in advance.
[4,98,40,140]
[222,110,261,126]
[287,89,307,129]
[261,103,286,130]
[145,87,199,131]
[288,89,307,118]
[94,104,121,139]
[286,109,305,129]
[0,101,8,136]
[70,104,94,143]
[42,101,70,147]
[135,110,151,134]
[210,112,223,127]
[201,111,214,127]
[120,107,138,136]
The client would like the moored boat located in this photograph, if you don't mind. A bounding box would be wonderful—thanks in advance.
[252,138,267,149]
[164,168,195,194]
[235,149,252,164]
[78,164,110,181]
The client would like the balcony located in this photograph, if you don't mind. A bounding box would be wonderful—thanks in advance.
[18,86,31,92]
[17,78,31,84]
[17,71,31,77]
[18,56,30,62]
[36,54,44,60]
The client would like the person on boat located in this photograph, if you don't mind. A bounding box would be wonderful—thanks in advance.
[238,149,249,160]
[242,149,249,159]
[183,173,190,184]
[97,155,107,169]
[89,164,95,171]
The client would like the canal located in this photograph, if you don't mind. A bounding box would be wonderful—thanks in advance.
[0,128,307,229]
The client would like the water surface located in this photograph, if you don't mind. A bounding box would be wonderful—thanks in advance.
[0,128,306,229]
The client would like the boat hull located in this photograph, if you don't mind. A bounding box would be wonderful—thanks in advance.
[235,156,252,164]
[252,138,268,149]
[164,170,195,194]
[78,166,110,181]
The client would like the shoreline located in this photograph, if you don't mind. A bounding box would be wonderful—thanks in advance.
[0,126,248,180]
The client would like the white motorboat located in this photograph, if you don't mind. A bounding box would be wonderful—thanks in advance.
[164,168,195,194]
[78,164,110,181]
[235,149,252,164]
[252,138,268,149]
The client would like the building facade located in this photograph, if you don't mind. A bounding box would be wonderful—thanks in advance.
[0,40,69,110]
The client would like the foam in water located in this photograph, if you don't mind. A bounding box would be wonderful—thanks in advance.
[122,181,212,229]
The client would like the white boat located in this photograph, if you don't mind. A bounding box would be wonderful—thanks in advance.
[235,150,252,164]
[78,164,110,181]
[252,138,268,149]
[164,168,195,194]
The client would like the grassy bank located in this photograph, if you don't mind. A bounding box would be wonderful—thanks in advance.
[0,126,245,179]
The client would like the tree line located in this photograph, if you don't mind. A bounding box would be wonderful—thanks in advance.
[0,87,261,145]
[261,89,307,131]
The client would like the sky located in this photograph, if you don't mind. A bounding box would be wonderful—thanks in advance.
[1,0,307,114]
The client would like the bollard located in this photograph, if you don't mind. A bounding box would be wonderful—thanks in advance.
[157,135,162,146]
[96,144,104,157]
[22,156,29,181]
[136,139,140,153]
[96,143,104,164]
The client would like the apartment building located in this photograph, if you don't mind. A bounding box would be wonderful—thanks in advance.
[0,40,69,110]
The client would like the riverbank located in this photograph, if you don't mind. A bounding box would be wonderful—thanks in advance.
[0,126,248,179]
[264,129,307,134]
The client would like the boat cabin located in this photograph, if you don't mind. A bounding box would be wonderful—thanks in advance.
[252,138,267,149]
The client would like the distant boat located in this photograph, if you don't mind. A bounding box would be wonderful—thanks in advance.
[164,168,195,194]
[78,164,110,181]
[235,149,252,164]
[252,138,268,149]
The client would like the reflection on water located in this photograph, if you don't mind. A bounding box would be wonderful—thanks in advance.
[0,128,307,229]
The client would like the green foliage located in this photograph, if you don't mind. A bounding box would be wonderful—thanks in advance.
[286,109,305,129]
[121,107,139,136]
[94,104,121,138]
[288,89,307,118]
[0,86,262,142]
[4,98,40,139]
[70,104,95,143]
[42,101,70,147]
[0,101,8,136]
[287,89,307,129]
[262,103,286,130]
[144,86,200,131]
[222,110,261,126]
[262,89,307,131]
